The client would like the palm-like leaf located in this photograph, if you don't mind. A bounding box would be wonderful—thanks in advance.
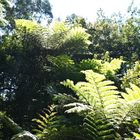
[62,70,121,139]
[32,105,59,138]
[84,112,117,140]
[63,70,120,116]
[62,70,140,139]
[120,83,140,125]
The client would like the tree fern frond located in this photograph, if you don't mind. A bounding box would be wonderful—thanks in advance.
[62,70,122,139]
[101,58,123,75]
[115,83,140,131]
[63,70,120,115]
[81,70,106,84]
[84,112,117,140]
[62,70,140,139]
[122,83,140,102]
[32,105,59,138]
[64,102,92,113]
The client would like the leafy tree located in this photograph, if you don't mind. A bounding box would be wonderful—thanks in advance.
[65,14,88,28]
[88,9,140,61]
[14,0,53,23]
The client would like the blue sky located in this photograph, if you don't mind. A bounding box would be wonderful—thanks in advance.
[49,0,140,22]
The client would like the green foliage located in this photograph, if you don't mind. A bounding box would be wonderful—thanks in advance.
[0,19,52,130]
[78,58,123,76]
[133,132,140,139]
[88,10,140,61]
[14,20,90,55]
[2,3,140,139]
[14,0,53,23]
[62,70,140,139]
[45,21,69,50]
[15,19,41,31]
[32,105,59,139]
[63,26,91,55]
[84,112,117,140]
[101,58,123,75]
[48,55,123,79]
[15,19,49,48]
[65,14,87,28]
[62,70,120,139]
[48,55,74,70]
[47,55,80,83]
[32,105,85,140]
[0,1,7,26]
[122,61,140,89]
[46,21,91,55]
[0,0,15,32]
[62,70,120,114]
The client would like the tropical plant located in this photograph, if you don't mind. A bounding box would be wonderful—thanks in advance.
[32,105,59,140]
[15,19,49,48]
[62,26,91,55]
[45,21,69,50]
[62,70,140,139]
[46,21,91,55]
[32,105,87,140]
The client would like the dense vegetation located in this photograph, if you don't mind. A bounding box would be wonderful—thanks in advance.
[1,0,140,139]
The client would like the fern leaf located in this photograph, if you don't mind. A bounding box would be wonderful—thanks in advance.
[62,70,122,139]
[64,102,92,113]
[32,105,59,139]
[63,70,120,116]
[122,83,140,102]
[84,112,116,140]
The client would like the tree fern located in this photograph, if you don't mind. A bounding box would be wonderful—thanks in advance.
[62,70,140,139]
[62,70,121,139]
[62,70,121,116]
[119,83,140,127]
[63,26,91,55]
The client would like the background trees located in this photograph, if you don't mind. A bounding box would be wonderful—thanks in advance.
[14,0,53,23]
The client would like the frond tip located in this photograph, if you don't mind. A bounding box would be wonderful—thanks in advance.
[122,83,140,102]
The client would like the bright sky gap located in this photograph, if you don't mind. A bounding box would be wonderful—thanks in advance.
[50,0,140,22]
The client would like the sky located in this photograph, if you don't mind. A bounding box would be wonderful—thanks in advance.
[49,0,140,22]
